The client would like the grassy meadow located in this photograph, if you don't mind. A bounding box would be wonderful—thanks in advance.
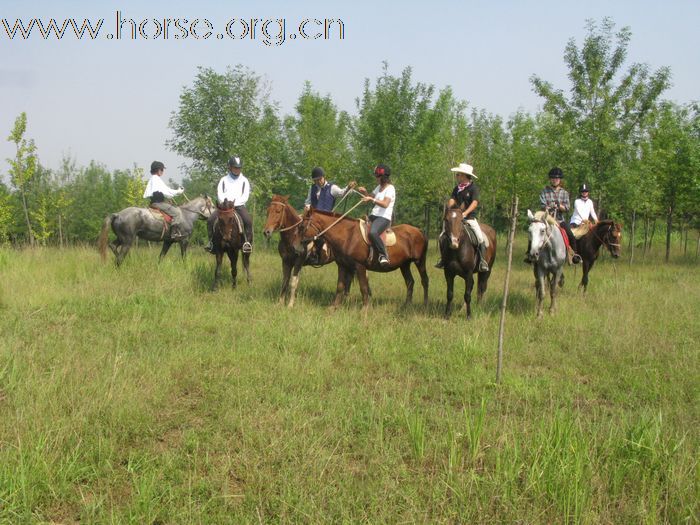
[0,234,698,524]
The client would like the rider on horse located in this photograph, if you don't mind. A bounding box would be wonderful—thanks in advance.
[357,164,395,266]
[142,161,185,240]
[435,163,489,272]
[570,183,598,228]
[525,167,582,265]
[206,155,254,254]
[304,166,356,264]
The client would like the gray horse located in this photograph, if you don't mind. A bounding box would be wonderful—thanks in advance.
[98,195,213,266]
[527,209,567,318]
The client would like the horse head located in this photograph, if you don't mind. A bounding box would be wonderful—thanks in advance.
[444,208,464,250]
[263,195,291,239]
[216,199,238,242]
[200,194,214,218]
[601,221,622,258]
[527,209,551,261]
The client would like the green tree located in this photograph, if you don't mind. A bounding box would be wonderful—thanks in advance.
[6,112,37,245]
[0,183,13,243]
[530,18,671,215]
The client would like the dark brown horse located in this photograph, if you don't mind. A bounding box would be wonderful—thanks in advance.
[210,200,251,291]
[262,195,355,307]
[574,220,622,292]
[440,209,497,319]
[301,208,429,309]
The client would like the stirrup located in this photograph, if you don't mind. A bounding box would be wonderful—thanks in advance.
[378,255,390,266]
[242,241,252,253]
[204,241,214,253]
[434,259,445,269]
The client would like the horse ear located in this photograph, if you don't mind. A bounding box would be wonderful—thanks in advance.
[527,209,535,222]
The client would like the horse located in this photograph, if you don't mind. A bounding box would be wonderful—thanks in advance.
[527,209,568,318]
[98,195,213,266]
[262,195,356,307]
[301,208,429,310]
[573,220,622,292]
[210,200,251,291]
[440,209,497,319]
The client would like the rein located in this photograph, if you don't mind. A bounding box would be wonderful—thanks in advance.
[310,196,366,240]
[268,201,302,232]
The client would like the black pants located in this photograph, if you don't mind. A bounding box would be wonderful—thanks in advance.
[208,206,253,243]
[369,215,391,259]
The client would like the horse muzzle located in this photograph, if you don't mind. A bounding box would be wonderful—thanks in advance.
[450,235,460,250]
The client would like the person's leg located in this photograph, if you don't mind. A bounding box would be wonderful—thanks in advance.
[466,219,489,272]
[154,202,183,238]
[369,216,390,264]
[561,221,581,263]
[236,206,253,252]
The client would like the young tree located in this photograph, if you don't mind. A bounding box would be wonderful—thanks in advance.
[6,112,37,245]
[0,183,13,243]
[530,18,671,215]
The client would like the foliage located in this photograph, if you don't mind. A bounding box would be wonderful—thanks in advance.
[6,112,38,245]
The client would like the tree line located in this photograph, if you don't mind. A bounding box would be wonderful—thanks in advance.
[2,19,698,261]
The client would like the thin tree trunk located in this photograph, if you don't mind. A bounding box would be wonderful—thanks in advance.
[643,216,650,258]
[19,187,35,246]
[696,231,700,259]
[629,210,636,265]
[497,195,518,384]
[683,223,688,256]
[665,208,673,263]
[649,219,657,253]
[58,214,64,248]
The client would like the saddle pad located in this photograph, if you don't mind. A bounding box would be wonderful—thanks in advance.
[462,223,490,248]
[149,207,172,223]
[533,210,558,226]
[358,219,396,246]
[572,222,590,239]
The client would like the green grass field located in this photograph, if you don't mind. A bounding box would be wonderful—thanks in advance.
[0,237,698,524]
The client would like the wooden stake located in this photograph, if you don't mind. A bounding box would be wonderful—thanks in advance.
[496,195,518,384]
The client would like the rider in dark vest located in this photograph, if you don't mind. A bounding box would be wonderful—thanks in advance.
[304,166,356,263]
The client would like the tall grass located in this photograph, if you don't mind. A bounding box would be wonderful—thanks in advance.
[0,238,698,523]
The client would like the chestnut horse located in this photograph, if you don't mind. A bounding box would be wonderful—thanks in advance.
[262,195,355,307]
[439,209,497,319]
[574,220,622,292]
[301,208,429,309]
[210,200,251,291]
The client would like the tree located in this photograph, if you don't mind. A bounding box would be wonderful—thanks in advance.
[6,112,37,245]
[530,18,671,216]
[0,182,13,243]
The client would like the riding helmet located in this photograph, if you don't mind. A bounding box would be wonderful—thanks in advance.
[311,167,325,179]
[548,167,564,179]
[374,164,391,177]
[580,183,590,193]
[150,161,165,174]
[228,156,243,168]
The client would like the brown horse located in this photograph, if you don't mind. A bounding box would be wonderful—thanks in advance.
[574,220,622,292]
[439,209,497,319]
[210,200,251,291]
[301,208,429,309]
[262,195,355,307]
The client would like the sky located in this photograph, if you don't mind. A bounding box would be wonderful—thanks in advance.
[1,0,698,184]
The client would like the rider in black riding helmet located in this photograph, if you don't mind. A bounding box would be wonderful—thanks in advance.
[142,161,185,240]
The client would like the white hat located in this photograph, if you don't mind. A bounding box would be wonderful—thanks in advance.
[450,163,477,179]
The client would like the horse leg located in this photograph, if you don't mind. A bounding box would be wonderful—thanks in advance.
[115,239,133,267]
[279,260,293,304]
[416,260,429,307]
[444,270,455,319]
[242,252,252,285]
[534,268,545,319]
[159,240,174,262]
[229,250,239,289]
[549,271,560,315]
[477,269,491,303]
[579,259,592,292]
[178,239,189,260]
[288,259,304,308]
[212,252,224,291]
[399,262,415,306]
[464,272,474,320]
[331,265,348,310]
[356,264,371,311]
[343,265,354,297]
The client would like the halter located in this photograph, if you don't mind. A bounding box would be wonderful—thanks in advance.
[268,201,303,232]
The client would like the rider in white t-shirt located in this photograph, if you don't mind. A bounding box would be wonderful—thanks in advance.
[357,164,395,266]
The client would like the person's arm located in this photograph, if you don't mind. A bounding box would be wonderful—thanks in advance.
[217,177,227,203]
[559,191,570,213]
[239,176,251,205]
[364,185,393,208]
[463,200,479,219]
[154,176,181,198]
[589,200,598,223]
[539,189,548,210]
[304,186,313,209]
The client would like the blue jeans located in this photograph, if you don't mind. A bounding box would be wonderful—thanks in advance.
[369,215,391,259]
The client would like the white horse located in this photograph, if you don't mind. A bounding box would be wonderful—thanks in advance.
[527,210,567,318]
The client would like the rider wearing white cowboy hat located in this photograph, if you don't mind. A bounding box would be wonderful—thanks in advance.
[435,163,489,272]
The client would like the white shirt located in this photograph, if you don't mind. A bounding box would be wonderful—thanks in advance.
[217,172,250,206]
[143,175,182,199]
[570,197,598,225]
[370,184,395,220]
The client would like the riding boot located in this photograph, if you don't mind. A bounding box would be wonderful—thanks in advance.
[170,224,184,240]
[477,243,489,272]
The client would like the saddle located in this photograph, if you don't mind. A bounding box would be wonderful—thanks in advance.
[358,218,396,247]
[461,222,490,248]
[571,221,591,239]
[533,211,570,249]
[148,207,173,223]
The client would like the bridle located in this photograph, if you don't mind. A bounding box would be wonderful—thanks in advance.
[531,218,554,251]
[593,222,621,251]
[268,201,302,232]
[181,197,213,219]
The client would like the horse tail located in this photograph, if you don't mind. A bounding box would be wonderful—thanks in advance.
[98,214,114,262]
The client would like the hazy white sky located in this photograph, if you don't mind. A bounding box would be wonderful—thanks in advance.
[1,0,698,183]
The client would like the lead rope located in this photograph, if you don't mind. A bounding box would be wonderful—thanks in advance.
[313,192,367,240]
